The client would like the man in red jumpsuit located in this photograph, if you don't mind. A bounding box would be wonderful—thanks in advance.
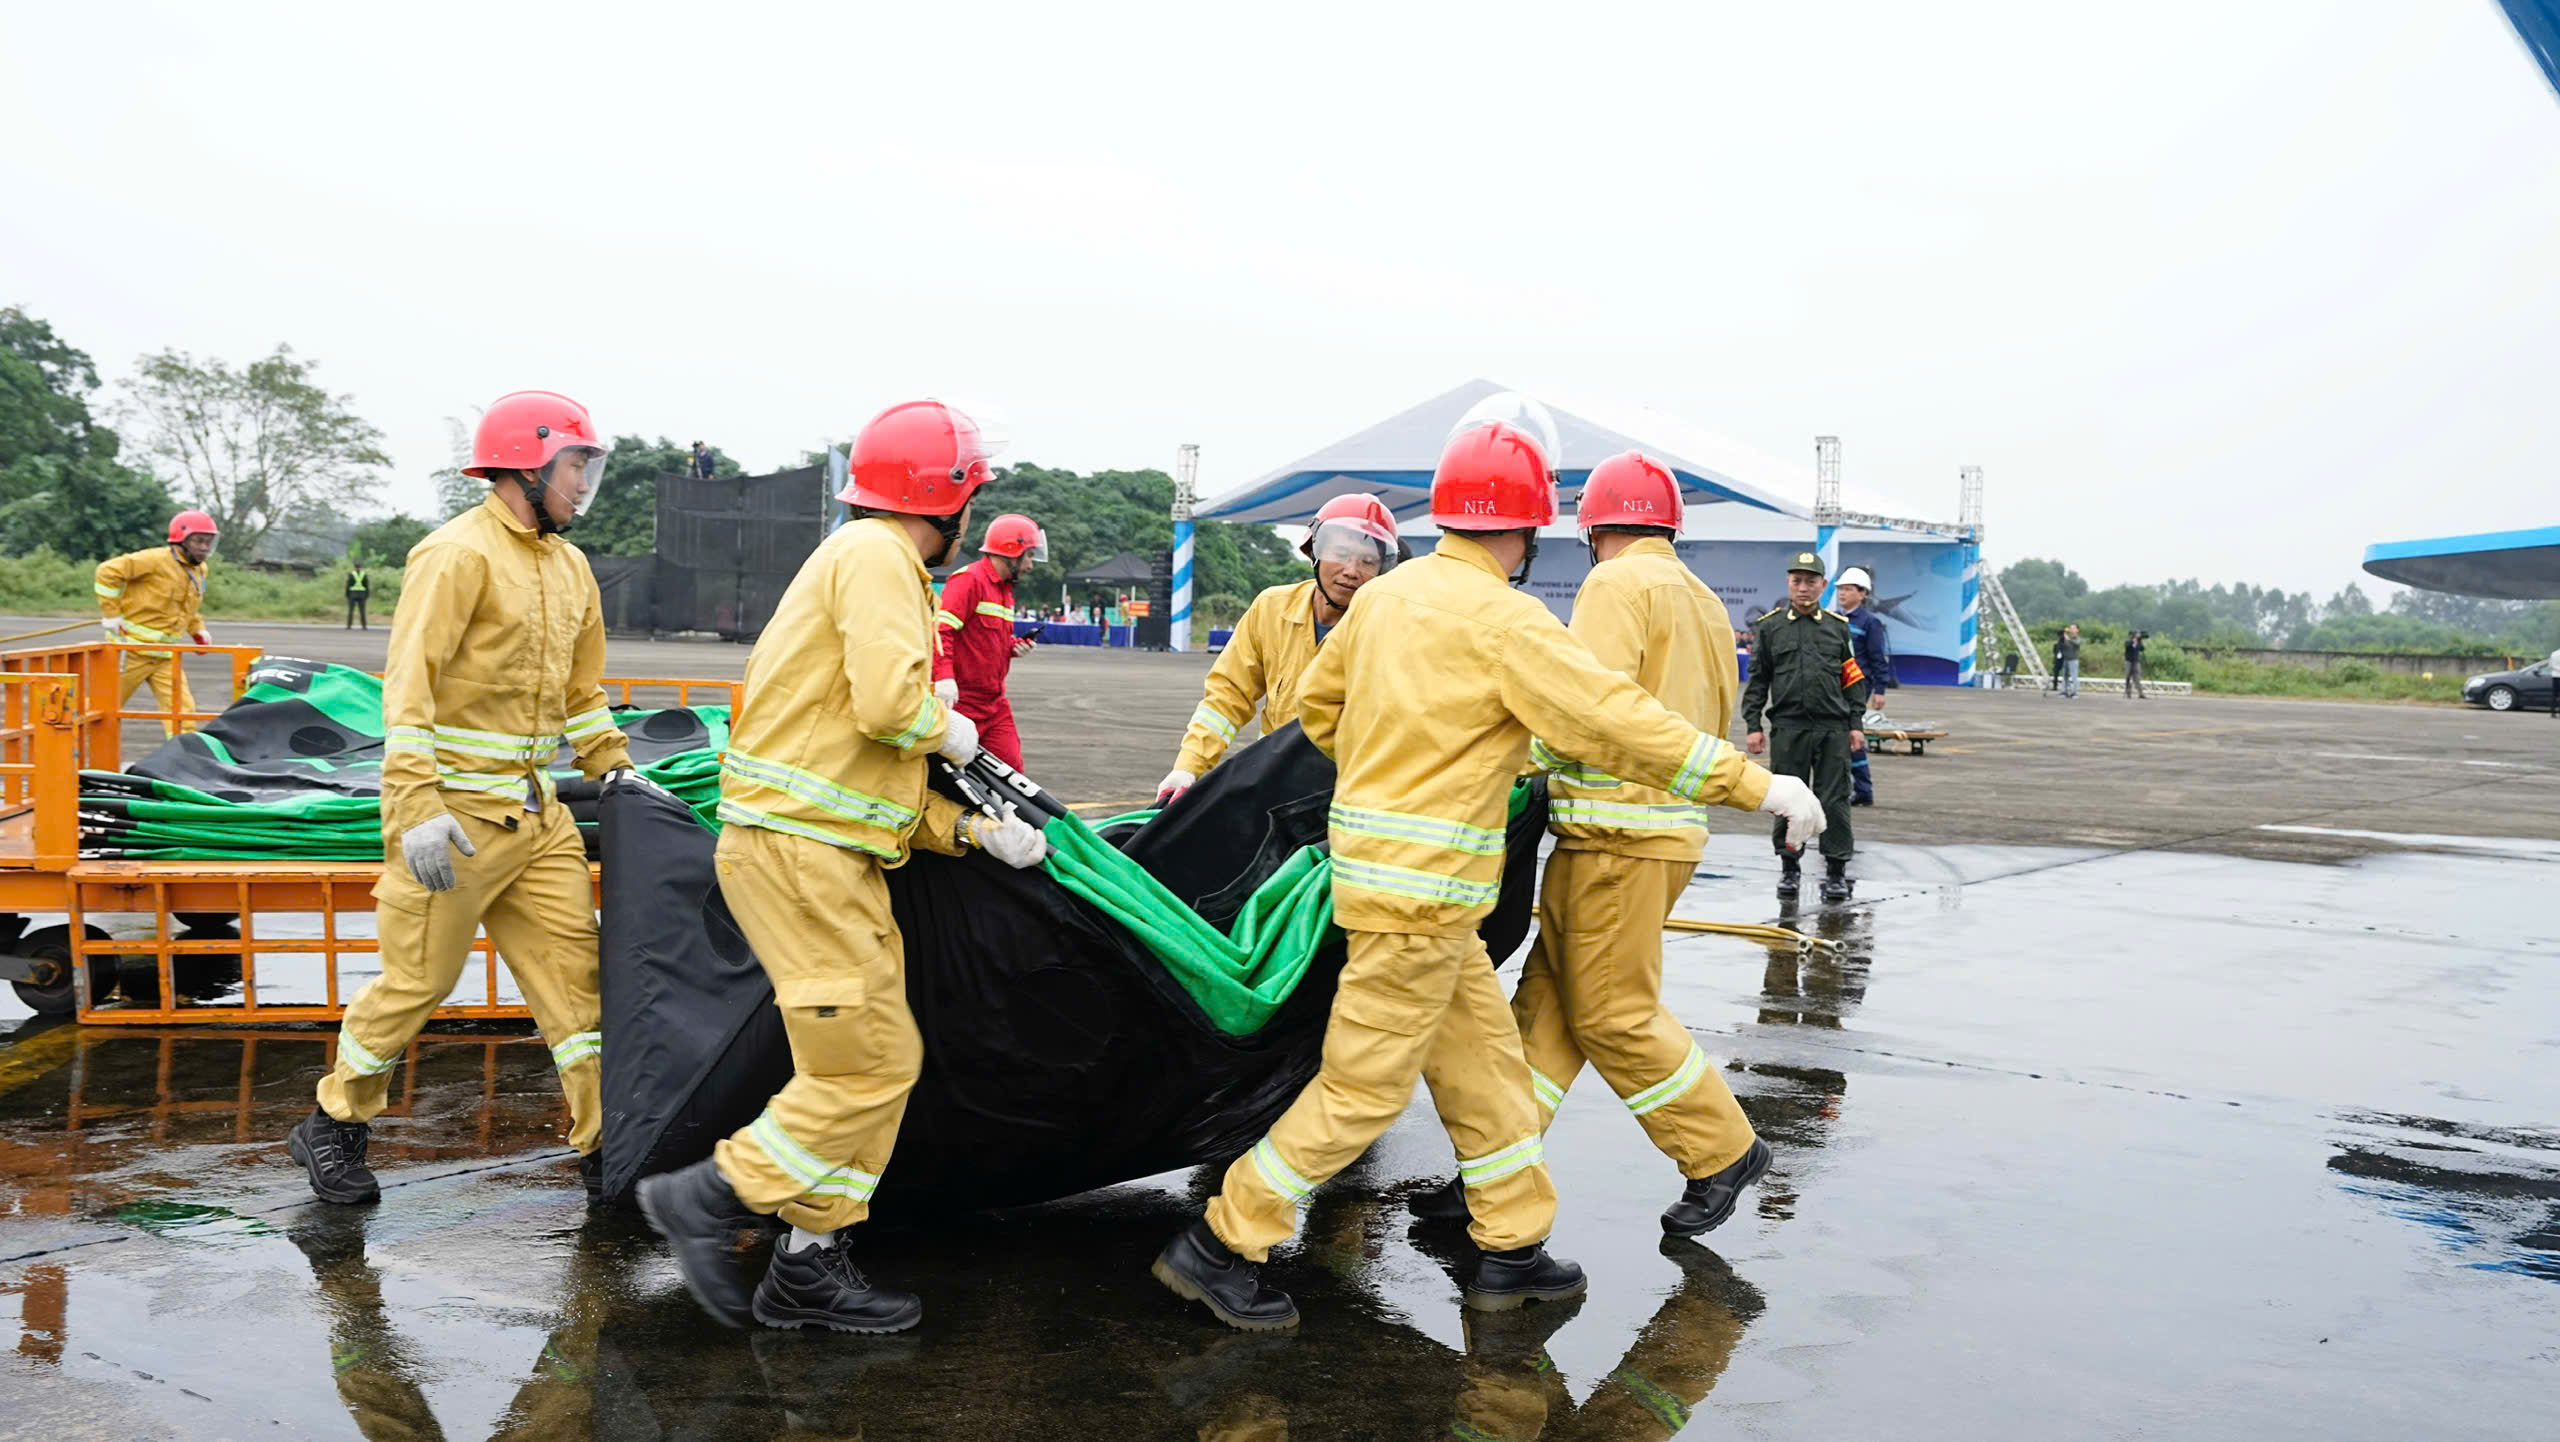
[933,513,1044,769]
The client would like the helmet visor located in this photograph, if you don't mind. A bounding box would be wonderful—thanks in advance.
[1306,518,1399,579]
[1450,392,1562,475]
[1023,529,1049,562]
[545,446,610,517]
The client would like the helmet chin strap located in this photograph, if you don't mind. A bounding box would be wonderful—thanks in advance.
[926,511,965,567]
[514,470,570,537]
[1512,533,1540,588]
[1312,565,1358,614]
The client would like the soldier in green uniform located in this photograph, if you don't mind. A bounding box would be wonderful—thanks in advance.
[1740,552,1867,904]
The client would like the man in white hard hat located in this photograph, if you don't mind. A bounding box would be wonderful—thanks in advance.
[1831,567,1893,807]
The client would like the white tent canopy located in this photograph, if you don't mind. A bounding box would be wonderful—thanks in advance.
[1199,378,1873,527]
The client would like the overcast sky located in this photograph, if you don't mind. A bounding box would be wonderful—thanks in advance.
[5,1,2554,599]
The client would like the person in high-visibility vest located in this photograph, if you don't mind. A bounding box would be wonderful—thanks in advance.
[345,561,370,630]
[95,510,217,735]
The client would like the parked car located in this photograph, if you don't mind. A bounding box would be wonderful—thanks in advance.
[2461,660,2554,712]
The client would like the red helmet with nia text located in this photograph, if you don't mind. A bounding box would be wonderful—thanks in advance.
[981,513,1048,560]
[1577,450,1682,540]
[1430,423,1558,531]
[167,510,220,546]
[840,400,1001,517]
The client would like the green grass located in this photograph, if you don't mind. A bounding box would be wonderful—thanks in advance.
[0,548,402,625]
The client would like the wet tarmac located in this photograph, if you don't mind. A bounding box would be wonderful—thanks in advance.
[4,838,2555,1439]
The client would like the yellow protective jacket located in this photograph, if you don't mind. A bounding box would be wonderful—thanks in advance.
[1297,534,1772,937]
[1175,579,1325,776]
[94,546,207,658]
[1532,536,1741,863]
[381,493,632,835]
[718,516,968,862]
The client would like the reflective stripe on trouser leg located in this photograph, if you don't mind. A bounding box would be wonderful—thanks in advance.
[1545,850,1757,1178]
[1509,847,1587,1121]
[709,824,920,1233]
[1207,929,1474,1261]
[320,809,539,1125]
[1574,1268,1757,1437]
[1419,940,1558,1252]
[477,805,608,1153]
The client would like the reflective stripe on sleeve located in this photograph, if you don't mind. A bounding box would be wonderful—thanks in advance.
[562,707,615,741]
[1549,799,1712,833]
[1188,702,1239,743]
[879,693,942,750]
[1331,856,1500,908]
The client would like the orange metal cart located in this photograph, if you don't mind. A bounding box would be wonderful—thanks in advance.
[1,639,734,1025]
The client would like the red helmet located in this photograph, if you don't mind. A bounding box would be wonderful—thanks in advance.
[1299,492,1410,574]
[167,510,219,545]
[1577,450,1682,540]
[463,391,603,478]
[839,400,998,517]
[981,513,1048,561]
[1430,422,1558,531]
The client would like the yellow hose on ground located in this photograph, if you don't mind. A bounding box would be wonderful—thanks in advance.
[0,620,99,647]
[1664,917,1844,957]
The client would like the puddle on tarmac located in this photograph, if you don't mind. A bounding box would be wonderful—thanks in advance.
[1,839,2555,1438]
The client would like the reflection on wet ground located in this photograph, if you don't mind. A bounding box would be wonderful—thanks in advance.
[3,840,2557,1438]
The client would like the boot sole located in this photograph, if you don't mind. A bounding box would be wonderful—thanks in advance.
[635,1176,752,1330]
[1662,1142,1774,1237]
[751,1295,922,1334]
[1151,1254,1300,1332]
[287,1130,379,1206]
[1462,1275,1589,1312]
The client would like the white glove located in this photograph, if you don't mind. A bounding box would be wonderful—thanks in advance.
[1757,774,1827,850]
[1154,768,1196,807]
[934,677,959,706]
[101,617,126,640]
[969,808,1050,869]
[937,708,981,764]
[399,814,476,892]
[604,767,679,804]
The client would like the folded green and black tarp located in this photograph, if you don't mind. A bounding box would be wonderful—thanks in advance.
[79,657,724,859]
[596,726,1548,1214]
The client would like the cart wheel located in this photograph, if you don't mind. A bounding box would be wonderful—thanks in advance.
[1911,739,1928,756]
[8,925,119,1017]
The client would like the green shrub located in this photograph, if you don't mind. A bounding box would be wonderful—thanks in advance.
[2332,659,2380,684]
[0,547,403,623]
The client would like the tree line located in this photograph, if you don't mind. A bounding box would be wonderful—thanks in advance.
[1999,558,2558,657]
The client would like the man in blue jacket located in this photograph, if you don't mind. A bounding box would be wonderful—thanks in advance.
[1833,568,1895,806]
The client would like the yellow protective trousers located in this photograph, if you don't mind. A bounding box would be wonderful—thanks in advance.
[1208,929,1555,1261]
[118,653,196,736]
[1510,849,1757,1179]
[709,823,922,1234]
[318,801,604,1151]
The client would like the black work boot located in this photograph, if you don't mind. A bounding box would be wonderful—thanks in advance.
[1775,856,1802,902]
[578,1150,604,1207]
[287,1107,381,1205]
[1464,1242,1587,1312]
[1407,1176,1469,1223]
[1662,1138,1772,1237]
[636,1158,768,1329]
[1153,1217,1300,1331]
[753,1233,923,1333]
[1819,861,1853,905]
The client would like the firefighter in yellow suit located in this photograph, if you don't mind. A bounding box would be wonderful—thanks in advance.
[639,399,1050,1335]
[1151,395,1828,1331]
[94,510,218,735]
[1152,493,1407,806]
[288,391,644,1210]
[1416,449,1776,1239]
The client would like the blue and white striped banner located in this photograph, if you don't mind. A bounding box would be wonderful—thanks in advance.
[1170,520,1195,653]
[1957,542,1981,685]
